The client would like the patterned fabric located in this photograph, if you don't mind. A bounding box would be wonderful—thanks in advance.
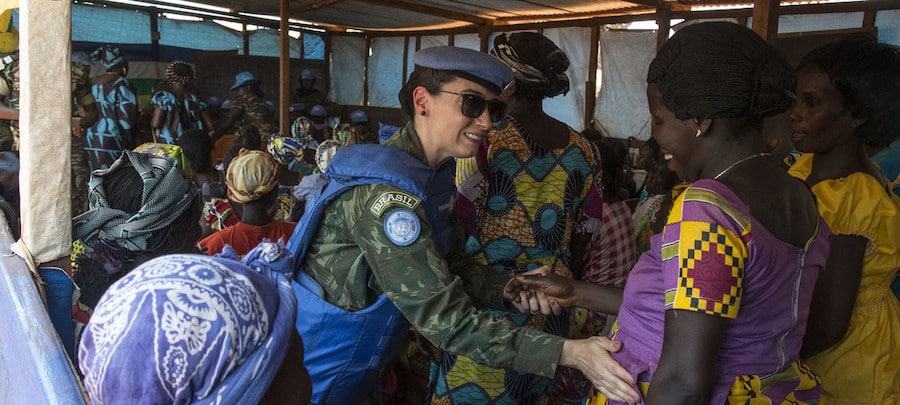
[789,153,900,404]
[438,118,603,404]
[90,44,125,69]
[225,149,278,204]
[267,134,314,175]
[229,94,277,143]
[133,142,191,176]
[150,90,207,145]
[273,185,294,223]
[631,183,688,254]
[555,201,637,404]
[607,180,829,404]
[85,75,139,170]
[71,59,94,216]
[576,200,637,336]
[202,198,239,232]
[73,150,198,252]
[586,361,820,405]
[301,121,564,382]
[79,243,296,405]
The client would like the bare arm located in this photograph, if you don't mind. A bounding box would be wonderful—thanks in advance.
[513,273,624,315]
[801,234,866,358]
[644,310,724,405]
[150,106,165,131]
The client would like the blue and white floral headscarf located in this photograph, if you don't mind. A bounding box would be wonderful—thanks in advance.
[79,242,296,405]
[91,44,126,69]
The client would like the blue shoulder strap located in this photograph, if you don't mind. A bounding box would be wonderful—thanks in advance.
[286,144,433,276]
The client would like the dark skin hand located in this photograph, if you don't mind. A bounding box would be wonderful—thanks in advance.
[509,272,623,316]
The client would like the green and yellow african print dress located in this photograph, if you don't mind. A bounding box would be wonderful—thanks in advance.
[437,118,603,404]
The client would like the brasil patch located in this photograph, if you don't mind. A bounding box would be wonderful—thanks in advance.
[370,191,420,216]
[383,209,421,246]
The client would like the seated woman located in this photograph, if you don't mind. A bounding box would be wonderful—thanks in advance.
[78,242,311,404]
[198,149,296,257]
[787,33,900,404]
[71,151,203,335]
[514,22,830,404]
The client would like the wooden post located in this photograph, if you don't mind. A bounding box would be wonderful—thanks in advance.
[584,26,600,130]
[150,11,160,61]
[279,0,290,137]
[656,6,671,50]
[243,23,250,56]
[751,0,780,42]
[363,36,371,106]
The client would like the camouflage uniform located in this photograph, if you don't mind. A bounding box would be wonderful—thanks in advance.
[71,60,94,216]
[0,53,19,151]
[303,121,564,379]
[229,94,277,143]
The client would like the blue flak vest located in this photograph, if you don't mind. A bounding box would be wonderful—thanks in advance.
[287,143,455,405]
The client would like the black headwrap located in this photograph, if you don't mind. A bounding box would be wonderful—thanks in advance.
[647,22,795,120]
[165,61,193,85]
[492,32,570,98]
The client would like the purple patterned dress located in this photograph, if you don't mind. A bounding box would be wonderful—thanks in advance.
[591,179,829,404]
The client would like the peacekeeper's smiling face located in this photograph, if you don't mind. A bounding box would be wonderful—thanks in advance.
[427,77,497,163]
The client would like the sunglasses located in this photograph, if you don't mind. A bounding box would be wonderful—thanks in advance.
[438,90,507,122]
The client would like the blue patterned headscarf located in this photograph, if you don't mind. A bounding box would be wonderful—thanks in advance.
[78,242,297,405]
[91,44,126,69]
[267,134,315,175]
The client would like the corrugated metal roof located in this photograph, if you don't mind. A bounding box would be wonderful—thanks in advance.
[104,0,892,33]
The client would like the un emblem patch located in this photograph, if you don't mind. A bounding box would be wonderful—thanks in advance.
[383,209,420,246]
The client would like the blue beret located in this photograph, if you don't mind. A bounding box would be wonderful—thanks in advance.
[349,110,367,123]
[310,104,326,117]
[412,46,513,96]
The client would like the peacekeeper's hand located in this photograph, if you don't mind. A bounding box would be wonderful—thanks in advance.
[560,337,640,404]
[503,265,551,314]
[515,273,579,315]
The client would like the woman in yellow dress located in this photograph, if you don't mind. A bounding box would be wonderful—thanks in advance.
[788,33,900,404]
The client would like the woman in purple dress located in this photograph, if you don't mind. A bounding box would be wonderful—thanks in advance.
[513,22,830,404]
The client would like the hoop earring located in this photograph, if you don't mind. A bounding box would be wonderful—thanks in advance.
[695,128,702,138]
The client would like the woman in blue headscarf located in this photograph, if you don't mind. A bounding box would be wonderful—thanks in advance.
[78,242,311,404]
[85,44,139,170]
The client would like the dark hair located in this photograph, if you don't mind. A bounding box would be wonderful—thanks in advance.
[179,129,213,173]
[648,22,795,122]
[798,33,900,148]
[398,67,457,117]
[223,124,261,173]
[73,162,202,308]
[597,138,627,202]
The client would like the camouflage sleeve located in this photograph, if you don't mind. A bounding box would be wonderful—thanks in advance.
[444,216,516,311]
[350,187,564,377]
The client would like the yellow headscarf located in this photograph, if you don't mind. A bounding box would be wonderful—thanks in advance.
[225,149,278,204]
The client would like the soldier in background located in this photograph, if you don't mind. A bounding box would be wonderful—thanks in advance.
[70,51,98,216]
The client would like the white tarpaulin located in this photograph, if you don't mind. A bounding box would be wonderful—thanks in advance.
[368,37,404,107]
[330,35,366,105]
[543,27,591,132]
[595,30,656,140]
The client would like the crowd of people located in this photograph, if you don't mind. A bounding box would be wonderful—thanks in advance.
[0,20,897,405]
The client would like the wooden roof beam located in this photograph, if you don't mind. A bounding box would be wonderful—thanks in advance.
[622,0,689,12]
[356,0,490,25]
[290,0,348,14]
[495,7,653,24]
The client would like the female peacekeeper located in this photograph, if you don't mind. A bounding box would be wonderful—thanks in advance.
[287,46,641,405]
